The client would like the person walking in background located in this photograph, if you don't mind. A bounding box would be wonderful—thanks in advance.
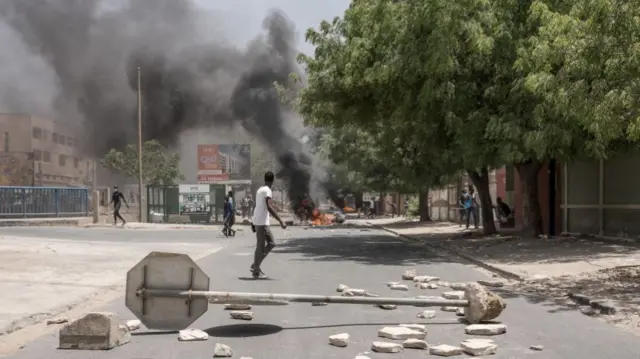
[223,191,236,237]
[458,189,468,227]
[465,185,479,229]
[110,185,129,226]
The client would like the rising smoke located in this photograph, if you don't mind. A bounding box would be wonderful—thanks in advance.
[0,0,313,208]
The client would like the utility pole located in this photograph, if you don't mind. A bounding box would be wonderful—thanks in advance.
[137,67,144,223]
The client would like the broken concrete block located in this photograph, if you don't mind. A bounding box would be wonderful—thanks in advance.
[460,339,498,356]
[59,312,130,350]
[229,311,253,320]
[377,304,397,310]
[429,344,463,356]
[438,281,451,287]
[387,281,402,287]
[450,282,467,290]
[417,310,437,319]
[442,291,465,300]
[418,283,438,289]
[390,284,409,291]
[342,288,366,296]
[213,343,233,357]
[312,302,328,306]
[441,306,459,312]
[402,270,417,280]
[329,333,350,347]
[399,323,426,332]
[403,338,428,349]
[456,308,465,316]
[337,284,349,292]
[178,328,209,341]
[477,279,504,288]
[371,341,403,353]
[47,317,69,325]
[124,319,141,331]
[224,303,252,310]
[354,356,371,359]
[530,344,544,351]
[465,324,507,336]
[413,275,439,283]
[378,326,426,340]
[364,292,379,297]
[464,283,507,324]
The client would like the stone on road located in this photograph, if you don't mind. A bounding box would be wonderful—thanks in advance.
[403,338,428,349]
[58,312,130,350]
[417,310,437,319]
[178,328,209,341]
[224,304,251,310]
[399,323,426,332]
[124,319,141,331]
[429,344,463,357]
[464,282,507,324]
[460,339,498,356]
[389,284,409,291]
[401,269,417,280]
[213,343,233,357]
[229,311,253,321]
[465,324,507,336]
[371,341,403,353]
[328,333,349,347]
[378,326,425,340]
[336,284,349,292]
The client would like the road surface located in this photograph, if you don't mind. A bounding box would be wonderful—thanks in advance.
[1,225,639,358]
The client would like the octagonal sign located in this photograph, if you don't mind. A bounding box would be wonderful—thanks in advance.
[126,252,210,330]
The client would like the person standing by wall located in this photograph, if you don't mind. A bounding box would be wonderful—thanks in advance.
[466,185,479,229]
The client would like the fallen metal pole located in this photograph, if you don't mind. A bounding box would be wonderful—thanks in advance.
[138,289,470,307]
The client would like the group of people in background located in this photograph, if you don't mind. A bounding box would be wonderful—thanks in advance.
[458,185,513,230]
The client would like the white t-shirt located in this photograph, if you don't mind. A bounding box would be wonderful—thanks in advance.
[252,185,273,226]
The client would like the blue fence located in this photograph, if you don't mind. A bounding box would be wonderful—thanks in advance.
[0,187,89,218]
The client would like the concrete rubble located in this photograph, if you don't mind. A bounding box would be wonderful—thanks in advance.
[58,312,131,350]
[413,275,439,283]
[354,356,372,359]
[47,317,69,325]
[460,338,498,356]
[328,333,350,347]
[229,311,254,320]
[224,303,252,310]
[378,326,426,340]
[417,310,437,319]
[337,284,349,292]
[124,319,141,331]
[443,291,465,300]
[399,323,426,332]
[403,338,429,349]
[477,279,505,288]
[178,328,209,341]
[429,344,463,356]
[465,323,507,335]
[418,282,438,289]
[390,284,409,291]
[438,281,451,287]
[456,308,466,316]
[342,288,366,296]
[450,282,467,290]
[213,343,233,357]
[312,302,328,306]
[441,306,459,312]
[387,281,401,287]
[364,292,379,297]
[377,304,397,310]
[465,283,507,324]
[371,341,404,353]
[530,344,544,351]
[402,269,417,280]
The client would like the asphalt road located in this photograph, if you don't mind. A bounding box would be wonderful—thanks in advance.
[3,225,640,358]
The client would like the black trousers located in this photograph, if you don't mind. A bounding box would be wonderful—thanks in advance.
[113,203,125,223]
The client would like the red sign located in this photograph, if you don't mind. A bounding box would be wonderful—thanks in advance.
[197,174,229,183]
[197,145,220,173]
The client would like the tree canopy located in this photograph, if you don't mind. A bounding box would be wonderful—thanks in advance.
[101,139,184,186]
[296,0,640,234]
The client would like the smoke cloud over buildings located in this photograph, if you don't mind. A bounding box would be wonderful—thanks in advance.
[0,0,313,207]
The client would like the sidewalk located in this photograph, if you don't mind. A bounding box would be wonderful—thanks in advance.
[374,219,640,336]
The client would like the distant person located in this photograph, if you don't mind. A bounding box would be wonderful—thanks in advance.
[458,189,468,227]
[250,171,286,279]
[223,191,236,237]
[368,198,376,218]
[465,185,479,229]
[495,197,512,222]
[110,185,129,226]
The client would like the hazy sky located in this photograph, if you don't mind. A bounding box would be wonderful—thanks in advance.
[194,0,350,55]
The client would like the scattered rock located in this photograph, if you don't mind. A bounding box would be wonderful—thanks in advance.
[530,344,544,351]
[390,284,409,291]
[417,310,437,319]
[399,323,426,332]
[371,341,404,353]
[213,343,233,357]
[465,324,507,336]
[590,300,617,315]
[456,308,465,316]
[342,289,366,296]
[387,281,402,287]
[354,356,372,359]
[429,344,463,356]
[418,283,438,289]
[312,302,328,306]
[239,357,253,359]
[450,283,467,290]
[464,283,506,324]
[402,270,417,280]
[378,326,426,340]
[224,303,252,310]
[337,284,349,292]
[403,338,428,349]
[124,319,141,331]
[477,280,505,288]
[229,311,253,320]
[460,339,498,356]
[178,328,209,341]
[438,281,451,287]
[413,275,439,283]
[364,292,379,297]
[442,291,465,300]
[441,306,459,312]
[59,312,130,350]
[47,317,69,325]
[329,333,350,347]
[377,304,397,310]
[579,306,598,316]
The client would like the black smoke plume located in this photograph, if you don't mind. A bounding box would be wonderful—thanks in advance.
[0,0,311,208]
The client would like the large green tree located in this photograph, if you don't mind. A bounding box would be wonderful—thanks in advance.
[101,139,184,186]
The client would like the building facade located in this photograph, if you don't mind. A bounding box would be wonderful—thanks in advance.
[0,113,95,187]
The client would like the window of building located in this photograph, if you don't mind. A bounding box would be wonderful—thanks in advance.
[32,127,42,139]
[58,154,66,167]
[34,150,42,161]
[74,157,79,168]
[43,151,51,163]
[67,137,75,147]
[52,133,58,144]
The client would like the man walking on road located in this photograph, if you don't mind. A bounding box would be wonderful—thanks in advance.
[465,185,479,229]
[250,171,286,279]
[110,185,129,226]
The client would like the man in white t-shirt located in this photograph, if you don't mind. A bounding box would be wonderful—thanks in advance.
[250,171,286,279]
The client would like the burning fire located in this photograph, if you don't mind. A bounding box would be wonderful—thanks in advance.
[343,206,356,213]
[311,208,335,226]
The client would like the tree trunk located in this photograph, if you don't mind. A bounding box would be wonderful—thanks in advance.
[418,188,431,222]
[467,168,497,235]
[515,160,544,236]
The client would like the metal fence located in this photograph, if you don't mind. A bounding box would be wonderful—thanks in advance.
[0,186,89,218]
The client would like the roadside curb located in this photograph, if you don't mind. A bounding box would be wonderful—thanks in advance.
[369,223,526,282]
[568,293,618,315]
[0,219,81,227]
[560,232,640,245]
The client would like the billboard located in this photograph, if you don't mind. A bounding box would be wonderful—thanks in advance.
[197,144,250,184]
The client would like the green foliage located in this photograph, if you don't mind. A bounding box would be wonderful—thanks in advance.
[406,195,420,218]
[101,139,184,186]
